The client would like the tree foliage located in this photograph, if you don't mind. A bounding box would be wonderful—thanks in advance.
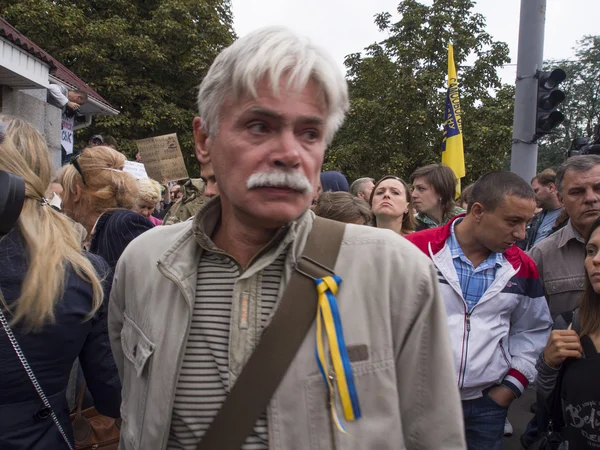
[537,36,600,171]
[1,0,235,176]
[324,0,513,185]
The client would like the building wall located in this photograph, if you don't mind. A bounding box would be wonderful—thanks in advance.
[1,86,62,173]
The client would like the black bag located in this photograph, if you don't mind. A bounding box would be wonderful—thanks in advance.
[527,428,564,450]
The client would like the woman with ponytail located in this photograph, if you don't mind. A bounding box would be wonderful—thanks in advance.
[57,145,154,270]
[0,115,120,449]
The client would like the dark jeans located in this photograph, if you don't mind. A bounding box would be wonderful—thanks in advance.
[463,389,508,450]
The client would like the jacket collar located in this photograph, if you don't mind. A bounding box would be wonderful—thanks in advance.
[89,210,115,252]
[427,213,524,272]
[158,196,316,285]
[191,196,313,254]
[558,219,585,248]
[416,205,466,228]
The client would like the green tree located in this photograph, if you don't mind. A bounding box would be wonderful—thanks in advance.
[1,0,235,176]
[324,0,513,185]
[537,36,600,171]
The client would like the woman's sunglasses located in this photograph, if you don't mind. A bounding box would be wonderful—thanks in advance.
[69,152,87,186]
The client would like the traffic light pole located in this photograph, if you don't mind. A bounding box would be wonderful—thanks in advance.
[510,0,546,182]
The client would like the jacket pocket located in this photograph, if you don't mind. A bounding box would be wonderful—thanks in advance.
[120,314,155,449]
[122,315,155,377]
[305,359,404,450]
[544,276,585,296]
[544,276,586,314]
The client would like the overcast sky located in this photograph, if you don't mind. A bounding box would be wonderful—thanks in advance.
[231,0,599,86]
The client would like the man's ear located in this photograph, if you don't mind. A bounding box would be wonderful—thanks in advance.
[548,182,557,193]
[471,202,485,222]
[557,191,564,207]
[193,117,211,165]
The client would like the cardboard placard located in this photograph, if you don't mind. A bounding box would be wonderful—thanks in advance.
[61,112,75,155]
[123,161,148,180]
[135,133,189,182]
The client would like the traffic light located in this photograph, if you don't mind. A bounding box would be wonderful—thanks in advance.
[536,68,567,136]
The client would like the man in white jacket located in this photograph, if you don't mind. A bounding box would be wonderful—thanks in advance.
[406,171,552,450]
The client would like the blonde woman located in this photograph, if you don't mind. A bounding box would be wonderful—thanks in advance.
[0,115,120,449]
[57,145,154,270]
[315,191,373,225]
[134,178,163,226]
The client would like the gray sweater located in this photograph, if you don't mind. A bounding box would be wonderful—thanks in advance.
[535,311,577,399]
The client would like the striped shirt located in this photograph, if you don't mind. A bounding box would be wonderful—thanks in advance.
[167,248,287,449]
[448,218,503,312]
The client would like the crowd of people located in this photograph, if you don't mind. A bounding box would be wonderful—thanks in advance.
[1,26,599,450]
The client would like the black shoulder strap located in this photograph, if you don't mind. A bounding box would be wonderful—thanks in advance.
[196,216,346,450]
[571,308,581,335]
[549,308,583,431]
[559,309,574,328]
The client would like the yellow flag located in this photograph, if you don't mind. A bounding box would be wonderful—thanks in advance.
[442,43,465,195]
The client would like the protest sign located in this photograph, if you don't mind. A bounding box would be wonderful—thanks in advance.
[123,161,148,180]
[61,112,75,155]
[135,134,189,182]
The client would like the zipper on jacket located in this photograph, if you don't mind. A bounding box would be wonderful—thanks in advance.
[456,305,468,388]
[499,340,510,369]
[81,438,120,449]
[459,312,472,389]
[157,261,194,450]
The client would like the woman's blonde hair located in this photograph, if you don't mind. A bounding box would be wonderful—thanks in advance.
[137,178,162,205]
[0,115,104,331]
[57,146,138,219]
[315,191,373,225]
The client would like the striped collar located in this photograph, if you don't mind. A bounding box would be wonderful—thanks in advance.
[192,196,309,269]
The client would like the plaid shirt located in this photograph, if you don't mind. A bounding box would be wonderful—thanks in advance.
[448,218,504,312]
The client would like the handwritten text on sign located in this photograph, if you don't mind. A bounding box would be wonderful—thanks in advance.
[135,134,189,182]
[61,112,75,155]
[123,161,149,180]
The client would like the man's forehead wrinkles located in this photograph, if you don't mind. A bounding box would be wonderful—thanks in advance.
[567,180,599,189]
[241,106,325,125]
[246,106,281,119]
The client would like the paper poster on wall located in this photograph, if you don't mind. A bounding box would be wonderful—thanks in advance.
[61,112,75,155]
[123,161,149,180]
[135,133,189,182]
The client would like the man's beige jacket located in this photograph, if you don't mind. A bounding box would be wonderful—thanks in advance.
[108,199,466,450]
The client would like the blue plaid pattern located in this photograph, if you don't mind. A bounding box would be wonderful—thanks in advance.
[448,219,504,312]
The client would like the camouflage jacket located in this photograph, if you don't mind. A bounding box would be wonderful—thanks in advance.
[162,179,206,225]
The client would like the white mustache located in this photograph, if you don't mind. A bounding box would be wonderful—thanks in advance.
[247,169,312,193]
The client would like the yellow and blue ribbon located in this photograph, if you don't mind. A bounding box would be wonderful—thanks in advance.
[315,275,361,432]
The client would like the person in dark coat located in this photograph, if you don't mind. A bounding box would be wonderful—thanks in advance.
[89,209,154,270]
[57,145,153,271]
[0,115,120,450]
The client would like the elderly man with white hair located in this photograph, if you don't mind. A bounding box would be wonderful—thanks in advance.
[108,27,465,450]
[349,176,375,200]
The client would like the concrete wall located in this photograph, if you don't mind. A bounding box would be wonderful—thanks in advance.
[1,86,62,173]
